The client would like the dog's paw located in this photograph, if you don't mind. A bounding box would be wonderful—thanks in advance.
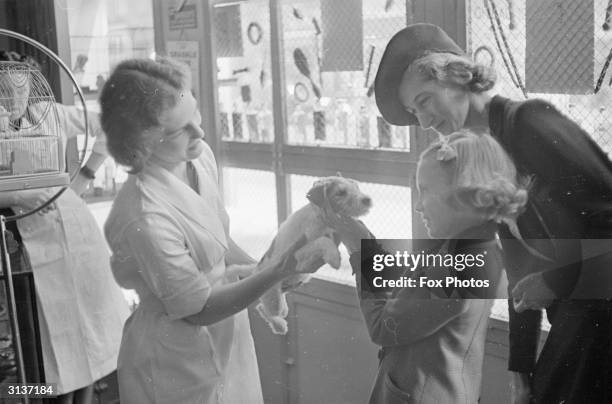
[270,317,288,335]
[256,304,289,334]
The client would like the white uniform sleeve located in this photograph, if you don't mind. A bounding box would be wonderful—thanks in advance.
[122,213,213,320]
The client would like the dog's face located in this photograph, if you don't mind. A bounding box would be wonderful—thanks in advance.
[306,176,371,217]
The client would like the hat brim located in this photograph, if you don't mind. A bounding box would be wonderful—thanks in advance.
[374,24,465,127]
[374,56,418,126]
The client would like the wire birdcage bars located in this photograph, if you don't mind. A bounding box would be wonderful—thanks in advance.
[0,61,67,191]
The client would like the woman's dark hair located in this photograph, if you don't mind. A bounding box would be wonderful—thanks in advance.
[99,57,190,173]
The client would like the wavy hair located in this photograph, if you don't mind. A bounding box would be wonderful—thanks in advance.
[419,131,529,225]
[408,52,496,93]
[99,57,190,173]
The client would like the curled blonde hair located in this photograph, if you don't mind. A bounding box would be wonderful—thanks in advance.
[408,52,496,93]
[419,131,529,225]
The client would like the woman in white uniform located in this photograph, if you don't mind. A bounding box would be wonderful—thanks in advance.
[101,57,317,404]
[0,51,130,403]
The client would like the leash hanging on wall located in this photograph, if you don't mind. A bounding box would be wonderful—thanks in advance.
[473,45,495,69]
[247,22,263,45]
[483,0,527,98]
[294,82,309,102]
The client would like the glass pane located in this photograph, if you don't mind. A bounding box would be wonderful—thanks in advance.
[290,174,412,285]
[223,167,278,258]
[282,0,410,150]
[66,0,154,196]
[215,0,275,143]
[67,0,154,105]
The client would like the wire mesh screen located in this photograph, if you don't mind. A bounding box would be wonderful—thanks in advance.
[467,0,612,157]
[282,0,410,150]
[290,174,412,285]
[215,0,275,143]
[222,167,278,259]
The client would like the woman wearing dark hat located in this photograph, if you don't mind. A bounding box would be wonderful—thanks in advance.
[370,23,612,403]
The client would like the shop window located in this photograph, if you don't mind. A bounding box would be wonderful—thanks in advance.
[65,0,155,197]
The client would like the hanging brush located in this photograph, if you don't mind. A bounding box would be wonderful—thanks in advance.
[293,7,303,20]
[293,48,321,99]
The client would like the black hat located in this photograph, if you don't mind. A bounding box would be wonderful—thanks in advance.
[374,23,465,126]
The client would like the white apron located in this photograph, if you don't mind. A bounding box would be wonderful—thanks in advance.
[15,188,130,394]
[105,146,262,404]
[5,103,127,394]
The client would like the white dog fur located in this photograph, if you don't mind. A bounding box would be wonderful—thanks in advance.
[255,175,372,335]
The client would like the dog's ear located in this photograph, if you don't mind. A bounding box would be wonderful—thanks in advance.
[336,171,343,177]
[306,180,327,207]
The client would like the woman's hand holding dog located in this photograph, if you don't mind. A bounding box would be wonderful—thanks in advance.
[261,235,325,278]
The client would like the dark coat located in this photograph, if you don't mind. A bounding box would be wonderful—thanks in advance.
[488,96,612,403]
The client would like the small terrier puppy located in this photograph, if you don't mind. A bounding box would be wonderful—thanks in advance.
[256,175,372,334]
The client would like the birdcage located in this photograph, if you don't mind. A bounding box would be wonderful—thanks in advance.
[0,61,68,192]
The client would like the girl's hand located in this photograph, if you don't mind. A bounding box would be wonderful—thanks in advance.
[325,210,372,254]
